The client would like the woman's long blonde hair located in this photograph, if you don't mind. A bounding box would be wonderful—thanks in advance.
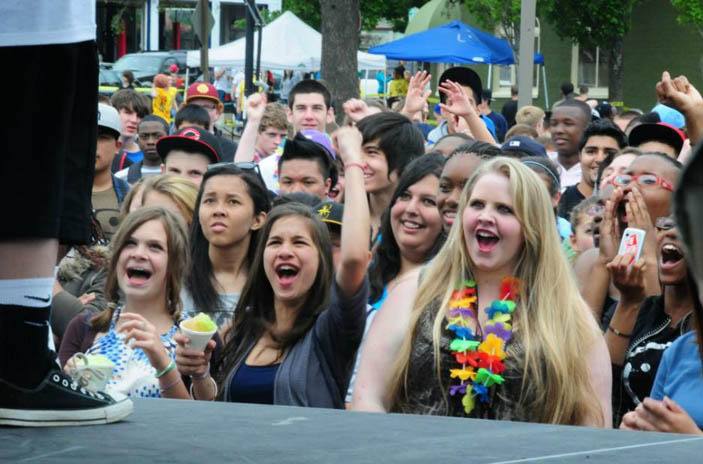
[389,157,603,425]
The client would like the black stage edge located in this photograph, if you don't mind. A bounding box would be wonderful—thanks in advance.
[2,399,703,463]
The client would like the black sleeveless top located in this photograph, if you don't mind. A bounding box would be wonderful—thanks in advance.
[393,301,537,421]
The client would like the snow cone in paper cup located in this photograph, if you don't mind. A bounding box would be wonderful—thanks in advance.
[72,353,115,392]
[179,312,217,351]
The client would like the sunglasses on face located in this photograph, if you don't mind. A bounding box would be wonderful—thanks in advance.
[610,174,674,192]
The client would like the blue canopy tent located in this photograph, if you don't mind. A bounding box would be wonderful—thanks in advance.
[369,20,514,65]
[369,21,549,106]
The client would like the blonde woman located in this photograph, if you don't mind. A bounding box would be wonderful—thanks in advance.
[140,174,199,226]
[353,157,611,426]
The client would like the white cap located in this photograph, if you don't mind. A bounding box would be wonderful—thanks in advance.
[98,103,121,138]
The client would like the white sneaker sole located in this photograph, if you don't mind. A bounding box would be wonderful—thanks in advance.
[0,399,133,427]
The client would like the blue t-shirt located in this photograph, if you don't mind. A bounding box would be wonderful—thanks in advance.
[126,149,144,164]
[229,363,280,405]
[650,331,703,428]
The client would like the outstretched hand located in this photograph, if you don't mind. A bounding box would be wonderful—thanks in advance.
[401,71,431,116]
[656,71,703,115]
[438,80,477,119]
[621,397,703,435]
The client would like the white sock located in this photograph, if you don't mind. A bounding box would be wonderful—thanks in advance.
[0,276,54,307]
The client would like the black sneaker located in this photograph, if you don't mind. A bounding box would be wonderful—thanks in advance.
[0,370,133,427]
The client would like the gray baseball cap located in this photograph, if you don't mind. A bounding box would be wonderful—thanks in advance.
[98,103,121,138]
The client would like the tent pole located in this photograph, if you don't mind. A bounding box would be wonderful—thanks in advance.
[487,65,492,90]
[542,65,549,108]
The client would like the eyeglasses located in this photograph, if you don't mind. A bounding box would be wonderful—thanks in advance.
[655,216,677,232]
[587,203,605,217]
[610,174,674,192]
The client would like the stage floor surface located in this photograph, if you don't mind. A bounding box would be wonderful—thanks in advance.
[2,398,703,463]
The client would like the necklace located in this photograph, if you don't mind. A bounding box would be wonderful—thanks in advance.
[446,277,520,414]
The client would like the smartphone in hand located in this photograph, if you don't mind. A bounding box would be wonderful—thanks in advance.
[618,227,646,263]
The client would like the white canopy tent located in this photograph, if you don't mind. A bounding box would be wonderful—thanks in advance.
[186,11,386,71]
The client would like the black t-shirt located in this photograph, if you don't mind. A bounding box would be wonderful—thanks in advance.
[557,185,585,220]
[501,100,518,128]
[612,295,693,427]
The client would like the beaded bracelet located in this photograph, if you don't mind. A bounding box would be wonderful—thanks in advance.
[155,359,176,378]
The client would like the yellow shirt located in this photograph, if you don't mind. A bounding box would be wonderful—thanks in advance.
[388,78,408,97]
[152,87,176,123]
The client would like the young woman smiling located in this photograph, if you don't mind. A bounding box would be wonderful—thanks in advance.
[176,126,370,407]
[183,164,270,327]
[353,157,611,427]
[368,153,446,310]
[59,207,190,399]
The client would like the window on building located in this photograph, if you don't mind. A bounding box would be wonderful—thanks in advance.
[572,44,609,98]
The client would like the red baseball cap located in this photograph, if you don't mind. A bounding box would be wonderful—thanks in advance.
[186,82,222,107]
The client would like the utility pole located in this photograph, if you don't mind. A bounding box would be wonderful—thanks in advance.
[199,0,210,81]
[517,0,536,108]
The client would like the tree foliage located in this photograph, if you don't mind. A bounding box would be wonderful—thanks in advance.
[671,0,703,37]
[461,0,522,56]
[543,0,639,49]
[282,0,425,32]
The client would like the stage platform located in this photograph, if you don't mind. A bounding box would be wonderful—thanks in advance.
[2,399,703,463]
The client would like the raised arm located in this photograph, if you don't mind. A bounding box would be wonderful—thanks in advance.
[233,92,267,163]
[331,126,371,297]
[656,71,703,146]
[400,71,431,120]
[439,80,495,144]
[352,270,419,412]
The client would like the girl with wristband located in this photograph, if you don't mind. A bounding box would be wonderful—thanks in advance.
[176,126,370,407]
[59,207,190,399]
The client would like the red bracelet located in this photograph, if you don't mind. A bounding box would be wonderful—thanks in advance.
[344,162,365,172]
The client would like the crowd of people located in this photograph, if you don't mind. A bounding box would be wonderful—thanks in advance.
[1,4,703,437]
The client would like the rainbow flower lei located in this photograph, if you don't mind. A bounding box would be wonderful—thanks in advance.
[447,277,520,414]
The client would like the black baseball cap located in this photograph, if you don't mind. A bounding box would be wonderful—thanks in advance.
[628,122,685,155]
[156,126,222,163]
[315,200,343,230]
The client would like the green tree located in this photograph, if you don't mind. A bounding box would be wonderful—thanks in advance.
[671,0,703,37]
[282,0,425,31]
[461,0,522,59]
[543,0,640,102]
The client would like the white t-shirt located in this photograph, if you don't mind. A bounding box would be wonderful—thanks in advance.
[214,67,231,92]
[0,1,96,46]
[549,152,582,191]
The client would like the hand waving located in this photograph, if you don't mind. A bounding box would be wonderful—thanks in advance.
[401,71,431,116]
[438,80,477,119]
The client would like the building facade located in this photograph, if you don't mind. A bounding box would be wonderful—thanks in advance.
[97,0,281,62]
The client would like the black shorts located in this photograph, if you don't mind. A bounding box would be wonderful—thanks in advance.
[0,41,98,244]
